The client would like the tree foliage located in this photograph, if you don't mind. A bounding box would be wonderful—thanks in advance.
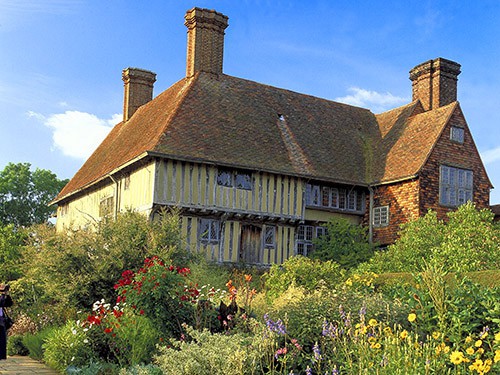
[0,224,25,281]
[0,162,68,227]
[16,210,185,321]
[311,217,376,270]
[359,202,500,273]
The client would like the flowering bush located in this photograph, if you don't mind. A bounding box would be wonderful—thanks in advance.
[113,256,194,338]
[83,299,159,367]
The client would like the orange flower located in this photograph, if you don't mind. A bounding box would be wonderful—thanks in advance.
[244,274,252,282]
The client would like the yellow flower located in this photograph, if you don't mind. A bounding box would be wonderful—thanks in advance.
[400,330,408,340]
[495,332,500,343]
[494,350,500,363]
[477,347,485,355]
[475,339,483,348]
[408,313,417,323]
[450,351,465,365]
[465,336,473,343]
[368,319,378,327]
[383,326,393,335]
[432,331,441,340]
[466,347,475,355]
[368,336,377,344]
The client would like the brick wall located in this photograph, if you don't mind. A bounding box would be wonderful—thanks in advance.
[418,106,491,219]
[370,179,420,245]
[369,105,491,245]
[184,8,228,77]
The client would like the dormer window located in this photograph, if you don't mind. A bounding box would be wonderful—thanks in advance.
[450,126,464,143]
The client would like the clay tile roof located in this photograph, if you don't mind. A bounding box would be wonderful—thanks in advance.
[373,101,456,184]
[53,72,459,203]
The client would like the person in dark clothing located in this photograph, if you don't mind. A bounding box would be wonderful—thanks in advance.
[0,284,13,360]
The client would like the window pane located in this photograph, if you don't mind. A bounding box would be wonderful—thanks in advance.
[450,126,464,143]
[217,170,233,187]
[347,191,356,211]
[331,188,339,208]
[235,172,252,190]
[338,189,346,209]
[466,171,473,189]
[200,219,210,240]
[311,186,320,206]
[297,243,305,256]
[356,192,364,211]
[305,226,313,241]
[322,187,330,207]
[441,166,450,184]
[297,225,305,240]
[316,226,327,238]
[265,226,275,247]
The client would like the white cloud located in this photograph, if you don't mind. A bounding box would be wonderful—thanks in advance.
[29,110,119,160]
[481,147,500,165]
[335,87,408,113]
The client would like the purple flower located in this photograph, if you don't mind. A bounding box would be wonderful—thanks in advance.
[263,313,287,335]
[322,319,338,338]
[359,305,366,318]
[306,366,312,375]
[313,342,321,362]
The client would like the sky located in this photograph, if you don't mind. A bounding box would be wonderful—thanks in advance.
[1,0,500,203]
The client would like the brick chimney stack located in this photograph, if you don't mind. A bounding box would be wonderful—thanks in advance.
[409,58,461,111]
[122,68,157,122]
[184,8,229,78]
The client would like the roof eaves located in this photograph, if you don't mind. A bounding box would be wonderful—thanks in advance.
[146,151,369,188]
[50,151,151,205]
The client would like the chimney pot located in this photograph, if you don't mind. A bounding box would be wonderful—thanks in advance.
[184,7,229,77]
[122,68,156,122]
[409,58,461,111]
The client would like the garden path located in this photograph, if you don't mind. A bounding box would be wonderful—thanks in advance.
[0,356,59,374]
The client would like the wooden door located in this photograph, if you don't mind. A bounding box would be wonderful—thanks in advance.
[239,225,262,264]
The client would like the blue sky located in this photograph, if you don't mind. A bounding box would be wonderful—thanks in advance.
[1,0,500,203]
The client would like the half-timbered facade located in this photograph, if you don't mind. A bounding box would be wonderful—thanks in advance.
[53,8,492,264]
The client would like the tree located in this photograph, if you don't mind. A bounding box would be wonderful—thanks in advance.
[0,224,25,281]
[311,217,376,270]
[0,162,68,227]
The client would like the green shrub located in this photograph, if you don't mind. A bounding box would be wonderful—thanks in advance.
[312,217,376,269]
[263,256,344,302]
[19,210,184,318]
[119,364,163,375]
[7,334,28,356]
[43,320,94,372]
[360,202,500,273]
[154,325,259,375]
[22,325,56,360]
[66,361,119,375]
